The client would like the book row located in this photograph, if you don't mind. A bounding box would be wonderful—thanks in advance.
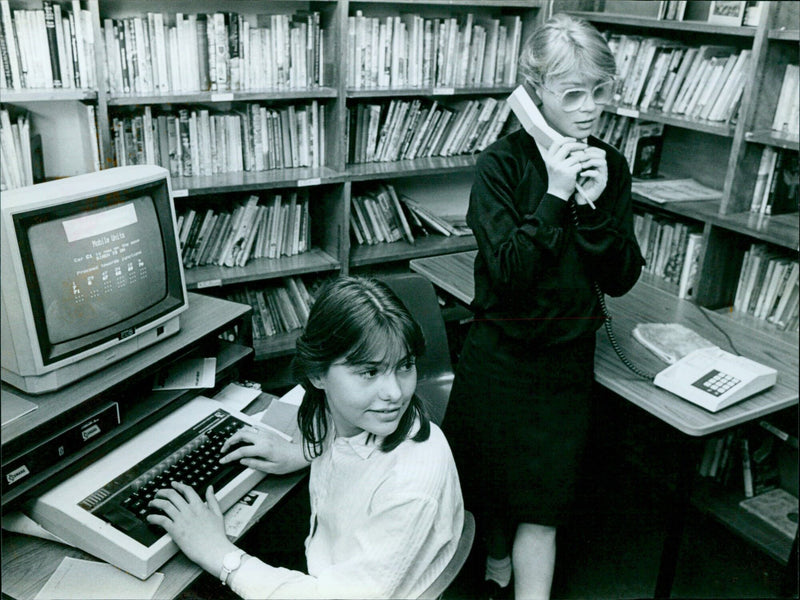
[347,12,521,90]
[733,243,798,331]
[102,10,323,96]
[698,424,783,500]
[771,64,799,137]
[0,109,32,190]
[227,276,318,341]
[0,0,96,90]
[347,97,511,164]
[176,191,311,270]
[594,113,664,179]
[112,101,324,176]
[750,146,799,215]
[633,212,703,299]
[606,36,750,122]
[349,182,469,247]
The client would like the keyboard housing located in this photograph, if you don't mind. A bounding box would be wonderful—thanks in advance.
[26,396,267,579]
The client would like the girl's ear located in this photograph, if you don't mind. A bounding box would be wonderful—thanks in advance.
[309,374,325,390]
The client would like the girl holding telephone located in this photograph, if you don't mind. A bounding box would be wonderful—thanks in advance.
[443,13,644,599]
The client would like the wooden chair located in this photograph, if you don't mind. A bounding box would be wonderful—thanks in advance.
[417,509,476,600]
[380,273,455,425]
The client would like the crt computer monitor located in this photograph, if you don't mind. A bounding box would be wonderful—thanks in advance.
[1,165,188,395]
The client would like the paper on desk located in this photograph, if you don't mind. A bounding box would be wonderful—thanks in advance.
[152,357,216,391]
[214,382,263,412]
[35,557,164,600]
[225,490,269,538]
[2,511,74,547]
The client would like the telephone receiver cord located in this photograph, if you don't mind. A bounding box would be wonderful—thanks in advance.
[569,198,655,381]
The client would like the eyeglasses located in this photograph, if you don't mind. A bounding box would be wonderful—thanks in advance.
[540,80,615,112]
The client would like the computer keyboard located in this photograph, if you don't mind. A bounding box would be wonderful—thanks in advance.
[27,397,269,579]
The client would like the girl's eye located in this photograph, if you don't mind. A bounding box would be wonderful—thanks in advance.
[359,368,379,379]
[398,359,416,372]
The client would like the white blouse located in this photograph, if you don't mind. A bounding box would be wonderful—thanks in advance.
[229,420,464,599]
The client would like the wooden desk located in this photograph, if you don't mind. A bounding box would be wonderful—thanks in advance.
[0,293,311,600]
[410,250,799,597]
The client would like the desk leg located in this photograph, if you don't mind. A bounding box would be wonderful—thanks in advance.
[653,439,701,599]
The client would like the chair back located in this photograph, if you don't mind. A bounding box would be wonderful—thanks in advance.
[379,273,454,425]
[417,510,476,600]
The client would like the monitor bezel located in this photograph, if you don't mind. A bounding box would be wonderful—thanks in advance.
[11,178,185,367]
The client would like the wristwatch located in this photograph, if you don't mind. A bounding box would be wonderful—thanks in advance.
[220,549,247,587]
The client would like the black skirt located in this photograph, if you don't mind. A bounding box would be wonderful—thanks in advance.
[443,320,596,527]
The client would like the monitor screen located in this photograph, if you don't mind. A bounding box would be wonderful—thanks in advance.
[27,195,167,346]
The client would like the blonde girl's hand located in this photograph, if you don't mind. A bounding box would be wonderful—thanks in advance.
[543,138,588,201]
[575,147,608,206]
[220,426,310,475]
[147,483,237,576]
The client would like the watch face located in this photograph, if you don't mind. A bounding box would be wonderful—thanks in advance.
[223,552,242,570]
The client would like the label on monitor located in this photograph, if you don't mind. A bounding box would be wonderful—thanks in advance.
[1,403,121,494]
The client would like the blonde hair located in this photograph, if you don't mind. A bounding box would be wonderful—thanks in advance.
[518,13,617,86]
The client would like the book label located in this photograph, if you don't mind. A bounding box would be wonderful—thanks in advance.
[211,93,235,102]
[197,279,223,289]
[172,189,189,197]
[617,107,640,118]
[297,178,321,187]
[433,87,455,95]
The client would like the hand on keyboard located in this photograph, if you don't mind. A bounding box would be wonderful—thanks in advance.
[147,482,239,576]
[220,426,311,475]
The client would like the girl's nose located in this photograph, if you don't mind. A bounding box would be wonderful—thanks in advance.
[378,371,402,401]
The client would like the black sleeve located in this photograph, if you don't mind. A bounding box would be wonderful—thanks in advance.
[466,147,570,295]
[571,155,645,297]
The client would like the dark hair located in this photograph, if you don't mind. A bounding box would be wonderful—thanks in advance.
[292,276,430,458]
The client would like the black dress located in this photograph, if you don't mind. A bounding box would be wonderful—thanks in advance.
[443,129,644,527]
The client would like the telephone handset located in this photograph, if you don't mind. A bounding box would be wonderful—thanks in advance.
[507,85,595,209]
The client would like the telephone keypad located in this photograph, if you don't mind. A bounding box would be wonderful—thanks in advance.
[691,370,741,397]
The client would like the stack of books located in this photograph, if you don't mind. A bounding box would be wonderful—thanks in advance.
[112,101,324,175]
[346,12,521,89]
[771,64,799,137]
[732,243,799,331]
[102,10,324,95]
[347,97,510,164]
[0,109,33,190]
[350,183,414,246]
[594,114,664,178]
[228,276,316,342]
[749,147,799,215]
[606,35,751,123]
[177,191,310,269]
[633,212,704,298]
[0,0,97,90]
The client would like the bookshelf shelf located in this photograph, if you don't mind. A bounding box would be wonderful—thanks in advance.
[184,249,340,290]
[692,478,794,565]
[346,86,515,98]
[712,306,800,350]
[0,89,98,102]
[253,329,303,361]
[350,235,477,267]
[355,0,542,7]
[565,10,758,37]
[170,167,343,196]
[345,155,477,182]
[106,88,339,106]
[768,28,800,42]
[605,105,736,137]
[745,130,800,152]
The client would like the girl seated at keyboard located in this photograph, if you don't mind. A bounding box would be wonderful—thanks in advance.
[147,276,464,599]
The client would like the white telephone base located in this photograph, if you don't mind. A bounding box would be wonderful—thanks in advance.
[653,346,777,412]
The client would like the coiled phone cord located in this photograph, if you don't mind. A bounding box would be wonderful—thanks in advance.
[569,199,655,381]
